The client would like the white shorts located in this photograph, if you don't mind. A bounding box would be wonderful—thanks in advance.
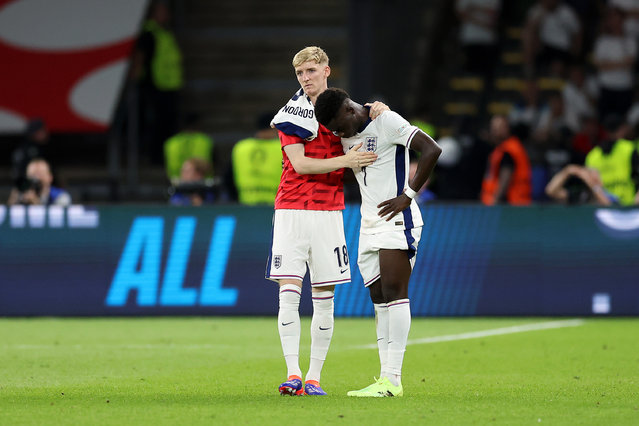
[266,209,351,287]
[358,227,422,287]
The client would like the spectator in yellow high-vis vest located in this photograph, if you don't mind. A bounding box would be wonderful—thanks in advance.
[164,113,214,184]
[585,115,639,205]
[230,113,283,205]
[132,0,183,165]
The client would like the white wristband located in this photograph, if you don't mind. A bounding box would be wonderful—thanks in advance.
[404,187,418,199]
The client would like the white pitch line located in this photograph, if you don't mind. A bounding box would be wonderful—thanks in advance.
[353,318,585,350]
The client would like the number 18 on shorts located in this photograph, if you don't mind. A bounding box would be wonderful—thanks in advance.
[266,209,351,287]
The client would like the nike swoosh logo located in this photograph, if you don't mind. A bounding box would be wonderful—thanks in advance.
[377,338,384,341]
[281,322,294,326]
[340,268,348,274]
[319,326,332,331]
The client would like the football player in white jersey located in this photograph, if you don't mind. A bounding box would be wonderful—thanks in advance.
[315,88,441,397]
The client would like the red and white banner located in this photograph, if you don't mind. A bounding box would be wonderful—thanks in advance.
[0,0,149,133]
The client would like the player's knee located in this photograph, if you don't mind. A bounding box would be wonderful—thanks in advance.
[368,280,384,304]
[311,288,334,314]
[279,279,302,289]
[381,282,407,303]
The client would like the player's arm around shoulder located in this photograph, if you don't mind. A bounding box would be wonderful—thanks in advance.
[284,142,377,175]
[366,101,390,119]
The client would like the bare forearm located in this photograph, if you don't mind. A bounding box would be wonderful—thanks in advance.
[286,142,376,175]
[408,132,442,191]
[591,185,612,206]
[291,156,347,175]
[545,169,570,199]
[409,150,440,192]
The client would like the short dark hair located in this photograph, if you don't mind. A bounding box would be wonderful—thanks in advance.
[315,88,350,126]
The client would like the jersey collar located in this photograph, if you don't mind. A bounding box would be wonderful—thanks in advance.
[357,106,373,134]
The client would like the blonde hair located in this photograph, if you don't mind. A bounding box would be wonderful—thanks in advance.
[292,46,329,68]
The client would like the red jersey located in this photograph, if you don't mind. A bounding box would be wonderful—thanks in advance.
[275,125,345,210]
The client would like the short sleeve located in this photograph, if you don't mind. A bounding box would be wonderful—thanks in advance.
[278,130,306,149]
[379,111,421,147]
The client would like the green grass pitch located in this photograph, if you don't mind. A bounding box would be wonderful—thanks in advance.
[1,317,637,425]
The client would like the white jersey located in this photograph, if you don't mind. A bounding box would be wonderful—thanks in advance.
[341,110,424,234]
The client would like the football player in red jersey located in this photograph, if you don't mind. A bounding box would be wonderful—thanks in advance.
[266,46,385,396]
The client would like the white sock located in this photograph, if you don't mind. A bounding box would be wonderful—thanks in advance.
[278,284,302,378]
[386,299,411,387]
[305,290,334,383]
[373,303,389,378]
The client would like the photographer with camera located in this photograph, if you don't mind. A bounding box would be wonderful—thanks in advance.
[168,157,216,206]
[7,158,71,206]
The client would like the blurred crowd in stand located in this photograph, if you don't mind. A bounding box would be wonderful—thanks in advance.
[6,0,639,207]
[430,0,639,206]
